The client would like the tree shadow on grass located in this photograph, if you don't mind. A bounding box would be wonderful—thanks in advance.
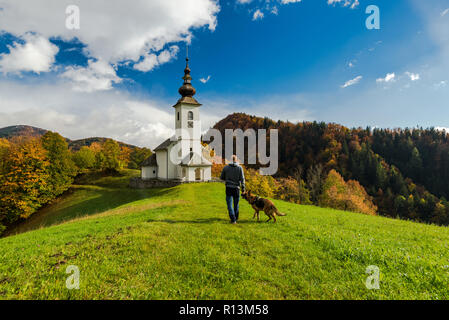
[5,186,176,237]
[146,218,259,225]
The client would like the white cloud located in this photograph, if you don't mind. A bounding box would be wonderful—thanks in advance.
[0,78,176,148]
[350,0,360,9]
[134,46,180,72]
[376,73,396,83]
[436,127,449,133]
[61,59,122,93]
[0,34,59,74]
[434,80,447,89]
[252,9,264,21]
[405,72,420,81]
[441,8,449,17]
[327,0,359,9]
[341,75,362,88]
[240,0,357,22]
[347,59,357,68]
[200,75,211,84]
[0,77,314,148]
[281,0,302,4]
[0,0,219,67]
[203,93,312,124]
[0,1,223,147]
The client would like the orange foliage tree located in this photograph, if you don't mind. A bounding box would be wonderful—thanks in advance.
[319,169,377,215]
[0,137,51,226]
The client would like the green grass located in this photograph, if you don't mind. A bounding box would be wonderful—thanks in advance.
[1,170,449,299]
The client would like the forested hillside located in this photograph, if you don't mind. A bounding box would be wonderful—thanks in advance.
[0,125,49,140]
[212,113,449,225]
[0,131,151,234]
[0,125,152,169]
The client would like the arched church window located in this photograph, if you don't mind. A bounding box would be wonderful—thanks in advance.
[177,112,180,121]
[188,111,194,120]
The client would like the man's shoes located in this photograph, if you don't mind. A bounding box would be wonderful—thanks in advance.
[231,221,237,224]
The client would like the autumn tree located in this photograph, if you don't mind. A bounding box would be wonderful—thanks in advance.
[212,162,226,178]
[319,170,377,215]
[128,147,152,169]
[0,138,10,173]
[291,164,312,205]
[307,164,325,203]
[298,178,312,205]
[275,177,311,205]
[41,131,76,197]
[318,169,348,210]
[100,139,121,172]
[119,146,131,169]
[244,168,278,198]
[0,137,51,227]
[72,146,96,170]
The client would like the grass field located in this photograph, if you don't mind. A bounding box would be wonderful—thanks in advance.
[1,170,449,299]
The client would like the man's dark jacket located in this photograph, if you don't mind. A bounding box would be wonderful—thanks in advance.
[220,162,245,191]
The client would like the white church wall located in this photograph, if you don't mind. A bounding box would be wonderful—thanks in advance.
[179,139,190,163]
[203,167,212,181]
[187,167,195,182]
[177,166,184,180]
[156,151,168,180]
[142,166,157,180]
[175,104,201,142]
[167,145,177,179]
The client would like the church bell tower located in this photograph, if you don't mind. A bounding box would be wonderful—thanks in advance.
[173,55,202,163]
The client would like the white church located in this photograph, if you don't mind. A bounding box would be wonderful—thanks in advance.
[140,57,212,183]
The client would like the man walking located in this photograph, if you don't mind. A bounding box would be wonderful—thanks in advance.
[220,155,245,224]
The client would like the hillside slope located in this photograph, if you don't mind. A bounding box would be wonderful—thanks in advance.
[212,113,449,226]
[0,125,142,151]
[0,125,48,139]
[1,173,449,299]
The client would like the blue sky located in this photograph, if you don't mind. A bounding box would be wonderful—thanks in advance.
[0,0,448,147]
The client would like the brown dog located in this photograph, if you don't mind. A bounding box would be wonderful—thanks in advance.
[241,190,286,223]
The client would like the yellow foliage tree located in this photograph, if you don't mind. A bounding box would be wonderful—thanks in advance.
[119,146,131,169]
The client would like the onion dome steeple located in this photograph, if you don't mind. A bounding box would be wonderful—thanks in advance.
[178,57,196,98]
[174,50,201,107]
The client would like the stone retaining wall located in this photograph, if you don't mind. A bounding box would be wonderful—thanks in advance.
[129,177,221,189]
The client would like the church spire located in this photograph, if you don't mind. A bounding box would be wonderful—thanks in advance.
[178,47,197,98]
[173,46,201,107]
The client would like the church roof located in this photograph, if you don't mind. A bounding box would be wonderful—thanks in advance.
[141,154,157,167]
[180,152,212,167]
[172,96,201,107]
[153,138,177,152]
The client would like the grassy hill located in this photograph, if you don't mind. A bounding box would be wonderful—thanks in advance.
[1,170,449,299]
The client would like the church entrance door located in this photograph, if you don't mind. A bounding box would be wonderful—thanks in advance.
[195,168,202,181]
